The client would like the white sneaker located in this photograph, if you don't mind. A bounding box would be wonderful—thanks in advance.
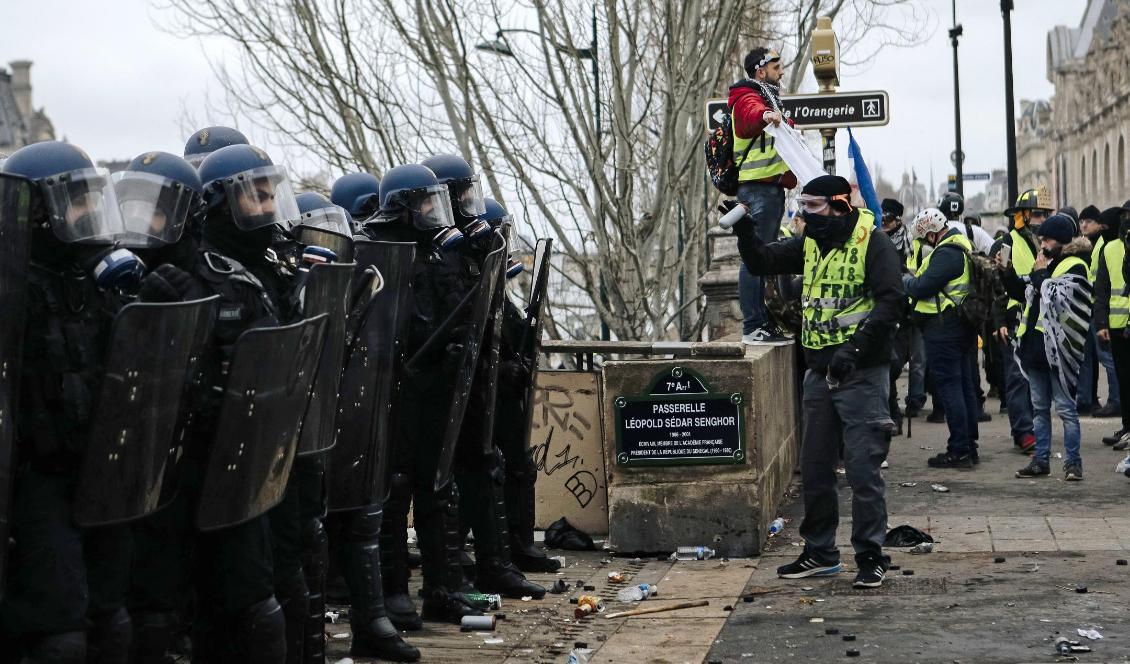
[742,326,788,345]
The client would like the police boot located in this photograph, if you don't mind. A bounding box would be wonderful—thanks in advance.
[506,456,560,573]
[419,485,481,624]
[379,472,422,631]
[231,597,287,664]
[86,605,132,664]
[341,506,421,662]
[130,611,177,664]
[23,631,86,664]
[301,516,329,664]
[472,451,545,600]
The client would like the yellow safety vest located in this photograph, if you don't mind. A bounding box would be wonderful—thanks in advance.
[912,232,972,315]
[1089,235,1106,281]
[800,210,876,350]
[1017,255,1088,337]
[906,238,924,274]
[780,223,794,239]
[1106,239,1129,330]
[1006,228,1037,311]
[733,127,789,182]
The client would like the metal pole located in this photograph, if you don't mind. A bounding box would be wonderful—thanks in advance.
[1001,0,1019,203]
[820,129,836,175]
[593,3,609,341]
[949,1,964,196]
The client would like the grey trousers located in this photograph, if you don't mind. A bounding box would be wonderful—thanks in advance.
[799,364,893,562]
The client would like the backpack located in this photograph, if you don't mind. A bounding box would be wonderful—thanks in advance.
[704,108,755,196]
[956,247,996,329]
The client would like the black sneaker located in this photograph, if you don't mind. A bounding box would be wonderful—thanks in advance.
[1094,402,1120,418]
[977,410,992,423]
[1064,463,1083,481]
[1115,434,1130,451]
[742,326,788,345]
[926,409,947,423]
[1102,427,1127,446]
[927,452,973,469]
[776,552,842,579]
[1015,460,1050,478]
[852,559,888,589]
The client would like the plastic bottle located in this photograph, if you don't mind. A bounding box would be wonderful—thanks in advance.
[568,642,594,664]
[673,546,716,561]
[616,583,657,602]
[768,517,786,536]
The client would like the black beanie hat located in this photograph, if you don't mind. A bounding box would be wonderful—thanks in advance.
[1036,213,1077,244]
[802,174,852,198]
[881,198,904,217]
[1099,206,1123,230]
[1080,205,1102,222]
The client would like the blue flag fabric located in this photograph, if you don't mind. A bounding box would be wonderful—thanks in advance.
[847,128,882,226]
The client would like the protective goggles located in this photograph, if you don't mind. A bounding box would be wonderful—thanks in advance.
[796,193,851,215]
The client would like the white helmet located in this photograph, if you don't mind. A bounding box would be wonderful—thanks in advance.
[911,207,947,240]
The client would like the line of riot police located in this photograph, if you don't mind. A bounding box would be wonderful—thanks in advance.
[0,126,555,663]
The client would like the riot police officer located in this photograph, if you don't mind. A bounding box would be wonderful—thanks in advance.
[421,155,544,599]
[293,191,420,662]
[0,141,149,661]
[359,163,484,625]
[479,198,560,573]
[183,125,250,167]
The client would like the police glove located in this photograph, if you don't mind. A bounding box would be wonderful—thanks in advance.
[827,344,860,385]
[139,264,198,303]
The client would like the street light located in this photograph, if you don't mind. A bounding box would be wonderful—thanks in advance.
[949,0,964,196]
[1001,0,1019,203]
[477,11,609,340]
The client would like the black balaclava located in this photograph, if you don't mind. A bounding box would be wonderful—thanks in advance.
[801,175,856,244]
[202,207,274,265]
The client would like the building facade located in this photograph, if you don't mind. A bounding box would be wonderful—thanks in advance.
[1046,0,1130,209]
[0,60,55,154]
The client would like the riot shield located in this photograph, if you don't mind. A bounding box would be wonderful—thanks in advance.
[327,241,415,512]
[518,238,553,451]
[295,262,355,456]
[73,296,218,527]
[196,315,328,531]
[0,174,33,600]
[473,230,512,455]
[434,236,506,491]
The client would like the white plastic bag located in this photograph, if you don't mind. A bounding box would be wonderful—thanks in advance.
[764,122,826,186]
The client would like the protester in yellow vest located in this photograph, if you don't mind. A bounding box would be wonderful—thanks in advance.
[879,197,925,434]
[734,175,903,589]
[997,214,1092,480]
[1094,206,1130,453]
[988,188,1052,452]
[1076,205,1122,419]
[729,46,798,344]
[902,208,980,469]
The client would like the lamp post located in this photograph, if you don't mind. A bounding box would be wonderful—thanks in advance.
[1001,0,1019,203]
[949,0,964,196]
[476,9,608,340]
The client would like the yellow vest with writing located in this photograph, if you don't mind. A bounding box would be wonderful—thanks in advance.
[800,210,877,350]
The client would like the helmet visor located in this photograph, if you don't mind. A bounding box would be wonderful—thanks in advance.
[292,205,352,237]
[451,175,487,218]
[220,165,300,231]
[408,183,456,231]
[112,171,198,247]
[40,167,126,244]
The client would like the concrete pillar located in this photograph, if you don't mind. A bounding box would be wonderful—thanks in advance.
[697,227,743,341]
[9,60,32,122]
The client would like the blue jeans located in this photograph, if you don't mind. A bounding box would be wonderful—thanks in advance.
[999,332,1034,438]
[1077,322,1120,409]
[923,317,979,456]
[1028,365,1082,466]
[736,182,786,334]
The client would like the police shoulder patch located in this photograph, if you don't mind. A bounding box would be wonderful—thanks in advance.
[218,305,243,321]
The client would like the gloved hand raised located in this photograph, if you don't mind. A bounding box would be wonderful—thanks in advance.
[138,264,199,303]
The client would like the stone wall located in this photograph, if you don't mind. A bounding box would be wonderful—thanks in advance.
[600,344,799,556]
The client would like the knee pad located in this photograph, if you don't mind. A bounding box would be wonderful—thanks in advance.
[345,505,383,542]
[234,597,286,663]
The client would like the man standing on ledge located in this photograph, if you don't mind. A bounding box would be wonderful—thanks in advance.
[733,175,904,588]
[730,46,798,344]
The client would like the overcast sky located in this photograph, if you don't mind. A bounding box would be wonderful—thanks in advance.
[0,0,1089,196]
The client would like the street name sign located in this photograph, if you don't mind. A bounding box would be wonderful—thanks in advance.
[705,90,890,132]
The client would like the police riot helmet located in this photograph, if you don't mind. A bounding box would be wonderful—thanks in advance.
[112,151,203,248]
[293,191,354,260]
[2,140,126,245]
[198,144,300,231]
[330,172,381,221]
[183,126,249,167]
[421,154,487,221]
[480,197,513,230]
[937,192,964,220]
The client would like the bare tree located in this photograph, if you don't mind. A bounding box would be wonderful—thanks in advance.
[158,0,931,340]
